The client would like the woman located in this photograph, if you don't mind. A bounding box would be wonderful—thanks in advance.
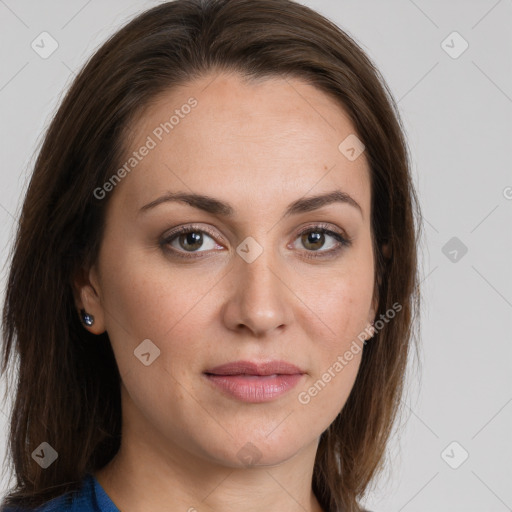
[0,0,421,511]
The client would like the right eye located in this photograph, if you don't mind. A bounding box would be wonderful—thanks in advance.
[160,225,225,259]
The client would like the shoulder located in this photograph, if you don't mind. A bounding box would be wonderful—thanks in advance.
[1,494,72,512]
[1,493,73,512]
[1,474,101,512]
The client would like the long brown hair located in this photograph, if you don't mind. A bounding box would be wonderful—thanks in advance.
[1,1,421,510]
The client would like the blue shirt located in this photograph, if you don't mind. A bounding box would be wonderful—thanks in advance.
[3,476,374,512]
[2,474,119,512]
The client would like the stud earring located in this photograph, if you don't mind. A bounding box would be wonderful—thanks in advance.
[80,309,95,327]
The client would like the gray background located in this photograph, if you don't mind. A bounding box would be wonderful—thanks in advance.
[0,1,511,510]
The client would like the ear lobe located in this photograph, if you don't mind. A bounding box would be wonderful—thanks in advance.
[381,241,391,259]
[72,265,106,334]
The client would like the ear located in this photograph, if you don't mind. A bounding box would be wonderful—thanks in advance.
[381,241,392,259]
[72,264,106,335]
[362,288,378,341]
[369,289,378,323]
[366,241,389,339]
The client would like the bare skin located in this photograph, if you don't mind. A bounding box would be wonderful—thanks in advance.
[74,71,377,512]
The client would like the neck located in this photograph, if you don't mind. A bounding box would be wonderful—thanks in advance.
[95,444,325,512]
[95,397,325,512]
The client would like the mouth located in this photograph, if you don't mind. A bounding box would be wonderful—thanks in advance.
[204,360,305,376]
[203,360,306,403]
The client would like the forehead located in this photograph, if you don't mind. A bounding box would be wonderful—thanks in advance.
[112,71,371,219]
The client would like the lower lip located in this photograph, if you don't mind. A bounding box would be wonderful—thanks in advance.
[204,373,304,403]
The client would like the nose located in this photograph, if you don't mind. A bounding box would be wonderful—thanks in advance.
[221,245,295,337]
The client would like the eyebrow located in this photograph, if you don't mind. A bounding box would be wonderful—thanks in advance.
[138,189,362,218]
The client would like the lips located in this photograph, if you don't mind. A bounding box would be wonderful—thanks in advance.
[204,360,305,377]
[203,360,306,403]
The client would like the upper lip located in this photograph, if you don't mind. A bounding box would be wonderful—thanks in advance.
[204,360,305,376]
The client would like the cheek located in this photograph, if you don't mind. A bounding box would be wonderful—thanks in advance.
[293,286,368,431]
[295,259,373,414]
[97,241,216,370]
[308,287,366,385]
[313,283,367,336]
[304,258,374,350]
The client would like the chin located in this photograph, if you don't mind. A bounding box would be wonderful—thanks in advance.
[200,434,306,469]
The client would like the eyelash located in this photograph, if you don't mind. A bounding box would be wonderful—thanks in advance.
[160,222,352,260]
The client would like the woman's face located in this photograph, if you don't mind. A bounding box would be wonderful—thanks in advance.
[78,71,377,468]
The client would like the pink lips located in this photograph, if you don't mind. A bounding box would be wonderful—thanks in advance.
[204,360,305,403]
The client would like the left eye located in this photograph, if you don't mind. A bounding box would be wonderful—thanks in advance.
[292,227,346,253]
